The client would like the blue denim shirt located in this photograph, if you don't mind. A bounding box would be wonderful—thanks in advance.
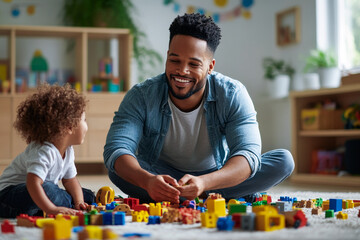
[104,71,261,178]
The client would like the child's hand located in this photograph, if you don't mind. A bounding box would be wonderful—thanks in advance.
[74,201,88,210]
[47,206,80,216]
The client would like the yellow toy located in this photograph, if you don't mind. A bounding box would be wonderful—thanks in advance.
[42,215,72,240]
[336,211,348,220]
[149,203,162,216]
[253,206,285,231]
[96,186,115,205]
[200,212,218,228]
[132,210,149,222]
[206,198,226,217]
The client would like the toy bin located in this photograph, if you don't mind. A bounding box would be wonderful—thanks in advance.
[301,109,344,130]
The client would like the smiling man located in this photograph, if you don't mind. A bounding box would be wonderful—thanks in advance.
[103,13,294,204]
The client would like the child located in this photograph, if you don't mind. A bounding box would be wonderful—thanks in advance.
[0,84,95,218]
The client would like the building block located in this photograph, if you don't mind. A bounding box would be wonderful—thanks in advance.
[123,198,140,209]
[315,198,323,208]
[228,199,240,205]
[358,209,360,218]
[200,212,218,228]
[342,200,349,209]
[353,200,360,207]
[325,209,335,218]
[346,200,354,208]
[78,226,103,240]
[305,200,314,208]
[241,212,256,231]
[123,233,151,238]
[90,213,103,226]
[132,210,149,222]
[206,198,226,217]
[1,220,15,233]
[17,214,43,227]
[228,203,247,215]
[102,228,118,239]
[231,213,242,228]
[43,215,72,240]
[149,203,162,216]
[113,204,132,216]
[134,204,149,212]
[329,199,342,212]
[322,200,329,210]
[253,206,285,231]
[217,217,234,231]
[311,207,322,215]
[276,201,292,213]
[336,211,348,220]
[103,212,113,225]
[114,212,126,225]
[148,216,161,224]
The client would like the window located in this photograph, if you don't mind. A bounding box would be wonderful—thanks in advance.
[337,0,360,72]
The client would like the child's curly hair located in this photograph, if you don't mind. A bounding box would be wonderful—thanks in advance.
[14,84,86,144]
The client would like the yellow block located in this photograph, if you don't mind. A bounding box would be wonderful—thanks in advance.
[206,198,226,217]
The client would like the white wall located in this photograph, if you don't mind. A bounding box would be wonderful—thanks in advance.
[0,0,318,153]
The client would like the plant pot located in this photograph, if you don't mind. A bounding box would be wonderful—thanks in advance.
[303,73,320,90]
[266,74,290,99]
[292,73,304,91]
[318,67,341,88]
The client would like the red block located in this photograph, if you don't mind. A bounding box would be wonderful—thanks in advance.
[1,220,15,233]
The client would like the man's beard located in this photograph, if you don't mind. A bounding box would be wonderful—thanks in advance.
[167,75,207,100]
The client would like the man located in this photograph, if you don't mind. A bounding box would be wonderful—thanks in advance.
[104,13,294,204]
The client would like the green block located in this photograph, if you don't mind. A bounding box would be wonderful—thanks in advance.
[325,209,334,218]
[228,204,247,215]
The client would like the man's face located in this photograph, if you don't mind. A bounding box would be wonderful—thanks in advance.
[165,34,215,100]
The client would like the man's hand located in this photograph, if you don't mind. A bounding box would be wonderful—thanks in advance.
[177,174,205,200]
[145,175,180,203]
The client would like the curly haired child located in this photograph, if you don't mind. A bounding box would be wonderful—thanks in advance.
[0,84,95,218]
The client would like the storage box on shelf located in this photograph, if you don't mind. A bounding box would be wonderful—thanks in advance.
[290,84,360,187]
[0,25,132,174]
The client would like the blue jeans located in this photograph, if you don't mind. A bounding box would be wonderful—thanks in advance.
[109,149,294,203]
[0,182,95,218]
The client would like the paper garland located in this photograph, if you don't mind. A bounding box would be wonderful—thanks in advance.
[164,0,254,22]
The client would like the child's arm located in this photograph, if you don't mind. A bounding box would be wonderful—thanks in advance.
[62,177,88,210]
[26,173,79,215]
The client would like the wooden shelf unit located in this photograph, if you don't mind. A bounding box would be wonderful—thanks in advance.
[290,84,360,187]
[0,25,132,174]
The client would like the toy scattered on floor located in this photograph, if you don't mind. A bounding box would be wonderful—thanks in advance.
[2,187,360,239]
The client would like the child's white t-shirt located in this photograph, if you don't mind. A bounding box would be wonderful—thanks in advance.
[0,141,77,191]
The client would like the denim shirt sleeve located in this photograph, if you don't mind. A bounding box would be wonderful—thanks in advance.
[224,82,261,178]
[103,86,144,171]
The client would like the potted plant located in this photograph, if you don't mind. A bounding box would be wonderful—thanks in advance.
[62,0,162,82]
[304,49,341,88]
[263,57,295,98]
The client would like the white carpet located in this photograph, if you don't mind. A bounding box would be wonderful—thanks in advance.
[1,191,360,240]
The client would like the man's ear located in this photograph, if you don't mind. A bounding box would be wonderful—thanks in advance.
[208,59,216,74]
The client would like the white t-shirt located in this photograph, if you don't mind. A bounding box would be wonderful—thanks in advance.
[159,98,216,172]
[0,141,77,191]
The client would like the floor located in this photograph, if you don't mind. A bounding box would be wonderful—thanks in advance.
[76,174,360,197]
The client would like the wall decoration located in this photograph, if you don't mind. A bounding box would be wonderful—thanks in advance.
[163,0,255,22]
[2,0,37,17]
[276,6,301,46]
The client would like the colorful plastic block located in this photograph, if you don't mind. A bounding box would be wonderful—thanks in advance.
[228,203,247,215]
[149,203,162,216]
[276,201,292,213]
[1,220,15,233]
[114,212,126,225]
[148,216,161,225]
[329,199,342,212]
[217,217,234,231]
[231,213,242,228]
[43,215,72,240]
[123,198,140,209]
[253,206,285,231]
[325,209,335,218]
[206,198,226,217]
[200,212,218,228]
[336,211,348,220]
[241,213,256,231]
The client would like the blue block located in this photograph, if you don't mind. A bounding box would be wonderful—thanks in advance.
[114,211,126,225]
[329,199,342,212]
[103,212,113,225]
[147,216,160,225]
[217,217,234,231]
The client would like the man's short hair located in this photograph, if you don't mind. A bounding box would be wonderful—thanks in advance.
[169,13,222,54]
